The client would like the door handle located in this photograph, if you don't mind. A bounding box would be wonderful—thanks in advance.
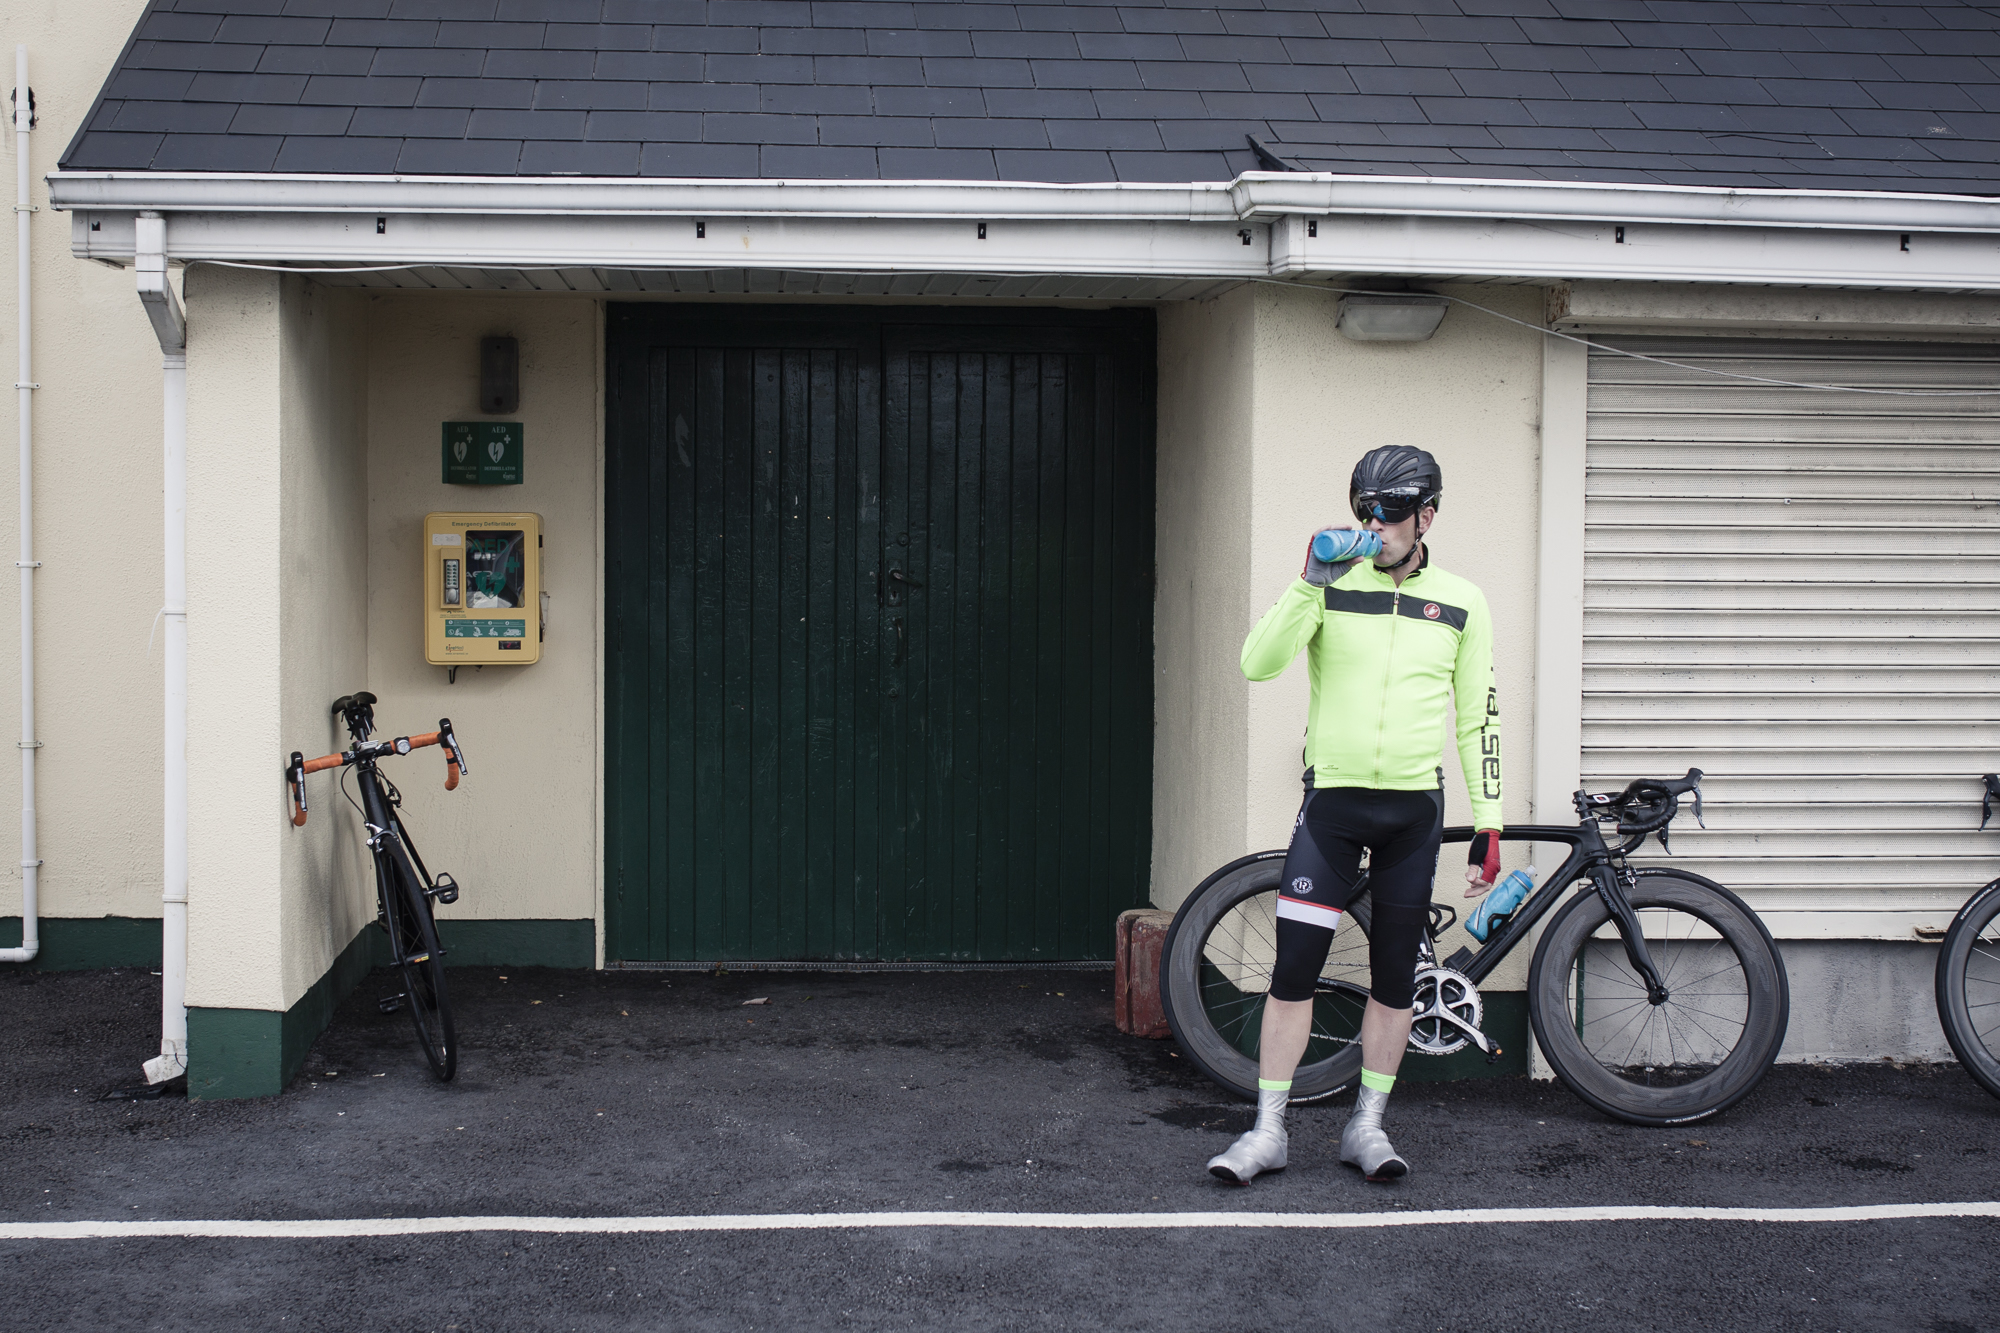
[886,566,922,606]
[890,616,905,666]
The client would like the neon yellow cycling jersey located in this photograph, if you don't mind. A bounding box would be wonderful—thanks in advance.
[1241,548,1502,830]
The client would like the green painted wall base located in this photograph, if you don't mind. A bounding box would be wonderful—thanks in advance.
[1399,991,1529,1081]
[0,917,590,975]
[187,919,594,1100]
[0,916,163,970]
[187,925,378,1100]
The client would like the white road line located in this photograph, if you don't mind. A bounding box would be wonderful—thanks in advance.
[3,1202,1998,1241]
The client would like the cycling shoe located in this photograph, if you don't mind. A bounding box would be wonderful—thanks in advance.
[1339,1086,1408,1182]
[1207,1126,1288,1184]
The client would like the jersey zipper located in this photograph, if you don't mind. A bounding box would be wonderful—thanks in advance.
[1373,586,1399,785]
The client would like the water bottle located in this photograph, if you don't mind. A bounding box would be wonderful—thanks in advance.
[1312,528,1382,563]
[1304,527,1383,585]
[1466,865,1535,942]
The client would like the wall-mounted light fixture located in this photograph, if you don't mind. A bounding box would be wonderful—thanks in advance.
[1335,293,1449,342]
[480,335,519,414]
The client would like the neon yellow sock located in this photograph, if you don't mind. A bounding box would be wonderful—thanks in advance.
[1360,1069,1396,1094]
[1258,1078,1292,1092]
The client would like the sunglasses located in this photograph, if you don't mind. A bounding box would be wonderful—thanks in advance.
[1352,492,1425,525]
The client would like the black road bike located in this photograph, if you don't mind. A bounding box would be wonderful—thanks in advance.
[287,692,470,1081]
[1935,774,2000,1100]
[1160,770,1790,1126]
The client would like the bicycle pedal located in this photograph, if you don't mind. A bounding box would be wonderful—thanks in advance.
[1486,1045,1504,1065]
[377,994,406,1014]
[430,873,460,906]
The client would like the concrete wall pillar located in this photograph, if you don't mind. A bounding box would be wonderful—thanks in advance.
[183,268,370,1098]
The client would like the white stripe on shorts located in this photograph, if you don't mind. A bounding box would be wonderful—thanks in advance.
[1275,897,1342,930]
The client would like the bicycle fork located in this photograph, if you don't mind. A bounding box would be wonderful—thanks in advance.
[1592,864,1670,1005]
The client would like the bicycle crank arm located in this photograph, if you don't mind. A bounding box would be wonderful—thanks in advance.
[1412,1003,1501,1059]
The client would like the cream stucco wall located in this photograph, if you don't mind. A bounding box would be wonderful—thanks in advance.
[364,294,601,946]
[0,0,165,931]
[185,268,369,1011]
[1152,287,1258,910]
[1151,282,1546,985]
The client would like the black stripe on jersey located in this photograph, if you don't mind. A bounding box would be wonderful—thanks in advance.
[1323,586,1467,632]
[1323,588,1396,616]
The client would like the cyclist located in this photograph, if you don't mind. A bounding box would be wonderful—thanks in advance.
[1207,445,1503,1185]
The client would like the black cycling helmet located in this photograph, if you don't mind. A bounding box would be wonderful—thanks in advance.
[1349,445,1443,524]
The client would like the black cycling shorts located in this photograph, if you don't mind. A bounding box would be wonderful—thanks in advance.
[1268,783,1442,1010]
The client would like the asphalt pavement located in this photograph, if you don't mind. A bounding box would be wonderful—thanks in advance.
[2,963,1997,1332]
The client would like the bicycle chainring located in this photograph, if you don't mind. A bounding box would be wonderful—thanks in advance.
[1407,966,1484,1057]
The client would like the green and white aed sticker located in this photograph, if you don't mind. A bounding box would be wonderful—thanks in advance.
[444,619,526,639]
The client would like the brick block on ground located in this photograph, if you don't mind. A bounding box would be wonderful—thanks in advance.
[1113,908,1175,1038]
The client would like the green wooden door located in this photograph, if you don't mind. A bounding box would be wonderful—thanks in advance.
[605,306,1154,962]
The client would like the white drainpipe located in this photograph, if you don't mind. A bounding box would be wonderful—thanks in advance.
[135,210,186,1082]
[2,45,37,966]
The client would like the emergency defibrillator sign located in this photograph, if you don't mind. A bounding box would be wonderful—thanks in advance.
[442,421,523,485]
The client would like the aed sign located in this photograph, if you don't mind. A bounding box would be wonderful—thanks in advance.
[443,421,524,485]
[424,511,542,666]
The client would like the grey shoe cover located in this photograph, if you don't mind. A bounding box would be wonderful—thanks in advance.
[1208,1125,1288,1184]
[1339,1086,1408,1181]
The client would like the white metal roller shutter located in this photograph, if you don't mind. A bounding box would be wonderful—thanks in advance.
[1583,336,2000,939]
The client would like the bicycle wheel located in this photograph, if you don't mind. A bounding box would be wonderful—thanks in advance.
[380,838,456,1081]
[1528,868,1787,1126]
[1935,878,2000,1100]
[1158,853,1374,1103]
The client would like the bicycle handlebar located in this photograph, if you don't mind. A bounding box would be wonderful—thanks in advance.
[286,716,467,827]
[1575,768,1705,851]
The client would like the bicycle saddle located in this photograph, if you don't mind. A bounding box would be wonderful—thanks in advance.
[331,692,378,743]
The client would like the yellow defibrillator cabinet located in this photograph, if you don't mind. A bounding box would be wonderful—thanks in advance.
[424,511,542,666]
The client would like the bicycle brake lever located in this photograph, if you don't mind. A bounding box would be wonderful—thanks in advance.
[438,717,468,788]
[1982,774,1999,831]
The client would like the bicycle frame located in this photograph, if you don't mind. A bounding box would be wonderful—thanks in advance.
[1436,819,1669,1002]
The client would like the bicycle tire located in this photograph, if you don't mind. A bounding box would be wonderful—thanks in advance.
[1158,853,1374,1104]
[381,836,456,1081]
[1934,878,2000,1100]
[1528,868,1787,1126]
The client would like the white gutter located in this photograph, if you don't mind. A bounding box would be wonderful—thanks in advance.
[48,169,2000,293]
[1,46,34,966]
[135,209,185,1084]
[45,169,2000,234]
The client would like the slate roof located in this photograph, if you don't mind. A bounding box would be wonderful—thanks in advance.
[59,0,2000,192]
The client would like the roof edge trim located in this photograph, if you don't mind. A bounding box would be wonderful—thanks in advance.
[46,170,2000,234]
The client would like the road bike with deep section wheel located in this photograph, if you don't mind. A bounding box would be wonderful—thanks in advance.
[286,692,470,1081]
[1160,769,1790,1126]
[1935,774,2000,1100]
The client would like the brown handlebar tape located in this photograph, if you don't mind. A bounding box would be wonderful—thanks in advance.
[301,753,345,775]
[404,732,460,789]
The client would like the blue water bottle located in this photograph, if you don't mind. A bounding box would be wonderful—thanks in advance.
[1466,865,1535,942]
[1312,528,1382,563]
[1304,527,1383,585]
